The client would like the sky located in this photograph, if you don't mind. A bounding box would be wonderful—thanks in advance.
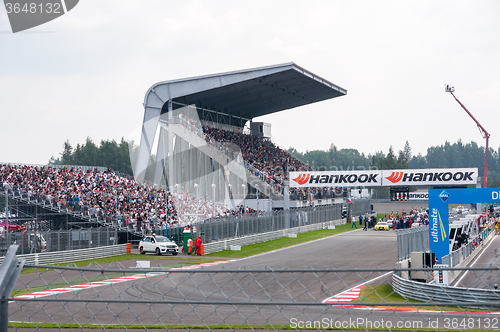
[1,0,499,165]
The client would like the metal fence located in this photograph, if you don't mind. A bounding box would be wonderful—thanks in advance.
[395,225,429,261]
[0,244,128,266]
[351,200,371,216]
[442,226,494,268]
[158,204,347,245]
[3,257,500,331]
[0,228,119,257]
[392,269,500,307]
[203,219,345,254]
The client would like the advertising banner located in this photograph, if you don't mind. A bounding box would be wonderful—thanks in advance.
[289,170,381,188]
[429,188,500,262]
[381,168,478,187]
[289,168,478,188]
[408,192,429,200]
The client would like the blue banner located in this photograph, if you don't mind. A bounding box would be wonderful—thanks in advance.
[429,188,500,262]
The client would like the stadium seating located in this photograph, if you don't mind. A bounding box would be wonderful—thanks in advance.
[0,164,258,233]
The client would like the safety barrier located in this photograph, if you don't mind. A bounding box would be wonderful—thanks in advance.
[441,226,496,284]
[160,204,349,246]
[203,219,345,254]
[442,225,494,268]
[395,225,429,261]
[0,244,128,266]
[392,272,500,308]
[0,227,120,257]
[5,262,500,331]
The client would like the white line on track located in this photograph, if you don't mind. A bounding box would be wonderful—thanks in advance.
[323,271,393,303]
[13,260,235,300]
[453,234,498,287]
[233,228,363,263]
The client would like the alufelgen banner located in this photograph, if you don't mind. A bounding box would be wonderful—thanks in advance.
[289,168,478,188]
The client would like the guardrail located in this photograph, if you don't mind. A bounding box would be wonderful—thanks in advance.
[393,225,499,307]
[159,204,347,246]
[0,244,128,266]
[441,226,496,284]
[442,225,494,268]
[392,272,500,308]
[203,219,345,254]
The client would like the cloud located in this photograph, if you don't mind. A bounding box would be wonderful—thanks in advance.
[1,0,499,164]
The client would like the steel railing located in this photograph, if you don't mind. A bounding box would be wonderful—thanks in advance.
[392,269,500,308]
[157,204,348,245]
[395,225,429,261]
[0,244,128,266]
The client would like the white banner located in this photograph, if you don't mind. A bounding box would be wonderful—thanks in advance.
[289,168,478,188]
[408,192,429,200]
[289,170,381,188]
[381,168,478,187]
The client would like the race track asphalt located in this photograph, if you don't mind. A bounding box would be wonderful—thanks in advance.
[10,228,500,329]
[10,228,399,326]
[453,234,500,289]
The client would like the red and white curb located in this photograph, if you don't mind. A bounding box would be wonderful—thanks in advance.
[14,260,235,300]
[323,285,365,304]
[323,280,500,315]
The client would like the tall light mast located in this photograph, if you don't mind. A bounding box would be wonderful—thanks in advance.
[445,85,490,188]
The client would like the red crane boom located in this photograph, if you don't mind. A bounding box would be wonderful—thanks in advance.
[445,85,490,188]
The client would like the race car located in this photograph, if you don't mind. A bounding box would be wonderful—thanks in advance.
[374,221,390,231]
[139,235,179,255]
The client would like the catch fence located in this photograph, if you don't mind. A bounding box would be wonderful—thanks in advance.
[0,227,120,257]
[2,250,500,332]
[395,225,429,261]
[442,226,494,268]
[159,204,348,245]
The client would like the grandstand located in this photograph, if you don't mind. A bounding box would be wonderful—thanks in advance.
[135,62,347,209]
[0,63,349,253]
[0,163,266,254]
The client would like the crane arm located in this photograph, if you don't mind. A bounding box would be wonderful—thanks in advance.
[446,87,490,139]
[445,85,490,188]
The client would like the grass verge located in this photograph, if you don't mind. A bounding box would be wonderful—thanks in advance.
[353,284,495,312]
[21,254,224,275]
[205,222,354,258]
[9,321,493,331]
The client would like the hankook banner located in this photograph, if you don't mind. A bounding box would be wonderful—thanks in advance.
[289,168,478,188]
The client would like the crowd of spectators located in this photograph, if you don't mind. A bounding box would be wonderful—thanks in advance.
[0,164,259,234]
[202,126,311,185]
[380,208,429,230]
[173,114,349,202]
[202,126,350,201]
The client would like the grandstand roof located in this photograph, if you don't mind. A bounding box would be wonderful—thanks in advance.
[144,62,347,127]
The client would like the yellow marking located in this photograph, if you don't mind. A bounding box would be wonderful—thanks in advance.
[438,211,447,242]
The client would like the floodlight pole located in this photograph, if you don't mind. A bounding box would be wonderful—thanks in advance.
[445,85,490,188]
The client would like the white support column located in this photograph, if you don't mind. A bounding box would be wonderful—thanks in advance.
[180,137,189,189]
[135,107,161,183]
[199,152,207,199]
[167,107,174,191]
[189,145,198,195]
[213,161,219,202]
[174,136,182,191]
[153,126,168,187]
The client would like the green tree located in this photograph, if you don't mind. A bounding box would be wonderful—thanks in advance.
[60,140,73,165]
[403,141,412,161]
[51,137,135,176]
